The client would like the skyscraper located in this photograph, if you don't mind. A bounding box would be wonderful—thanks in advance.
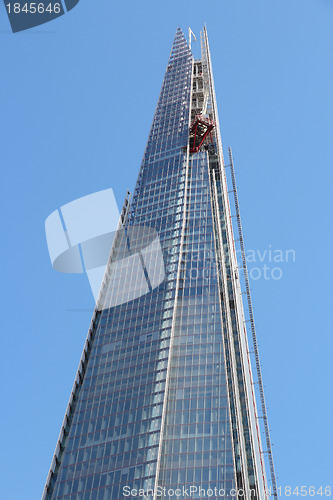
[43,27,277,500]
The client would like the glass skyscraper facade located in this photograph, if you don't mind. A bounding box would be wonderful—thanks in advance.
[43,27,276,500]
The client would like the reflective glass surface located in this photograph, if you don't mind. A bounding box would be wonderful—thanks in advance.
[45,27,267,500]
[158,153,235,499]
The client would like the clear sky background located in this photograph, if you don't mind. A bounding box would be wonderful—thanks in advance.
[1,1,332,498]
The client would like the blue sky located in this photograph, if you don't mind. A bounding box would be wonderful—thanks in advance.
[1,0,332,498]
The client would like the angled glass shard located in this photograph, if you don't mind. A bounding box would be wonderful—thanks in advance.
[43,27,276,500]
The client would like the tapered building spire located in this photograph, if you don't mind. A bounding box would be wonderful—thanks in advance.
[43,27,276,500]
